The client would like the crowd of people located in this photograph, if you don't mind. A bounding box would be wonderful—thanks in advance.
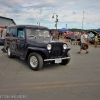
[0,27,99,54]
[61,30,100,54]
[61,31,89,54]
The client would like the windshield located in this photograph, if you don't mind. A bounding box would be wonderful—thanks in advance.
[26,29,50,37]
[88,32,95,38]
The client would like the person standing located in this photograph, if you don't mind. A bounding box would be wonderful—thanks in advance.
[1,26,7,53]
[77,31,89,54]
[94,33,98,47]
[70,32,75,45]
[52,30,59,41]
[0,28,2,37]
[85,31,89,43]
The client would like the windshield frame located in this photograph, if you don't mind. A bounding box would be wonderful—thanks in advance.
[26,28,51,38]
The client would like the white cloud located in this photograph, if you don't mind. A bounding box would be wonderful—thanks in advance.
[45,0,57,3]
[21,2,41,7]
[0,0,100,29]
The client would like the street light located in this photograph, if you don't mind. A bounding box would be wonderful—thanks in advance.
[37,22,40,26]
[52,13,58,30]
[82,11,84,30]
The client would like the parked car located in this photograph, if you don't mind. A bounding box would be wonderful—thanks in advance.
[5,25,71,71]
[88,32,100,44]
[88,32,95,44]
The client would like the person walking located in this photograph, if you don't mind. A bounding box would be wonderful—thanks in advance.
[77,31,89,54]
[85,31,89,43]
[94,33,98,47]
[70,32,75,45]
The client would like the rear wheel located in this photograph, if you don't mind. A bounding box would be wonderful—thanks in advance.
[28,53,43,71]
[7,47,14,58]
[60,52,71,65]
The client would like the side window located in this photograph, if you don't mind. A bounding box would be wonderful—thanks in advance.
[17,29,25,38]
[9,28,17,37]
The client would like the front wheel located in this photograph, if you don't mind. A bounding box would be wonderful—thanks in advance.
[60,52,71,65]
[28,53,43,71]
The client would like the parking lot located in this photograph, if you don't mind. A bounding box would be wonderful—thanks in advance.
[0,40,100,100]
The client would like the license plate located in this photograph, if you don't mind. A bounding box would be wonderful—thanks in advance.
[55,58,62,63]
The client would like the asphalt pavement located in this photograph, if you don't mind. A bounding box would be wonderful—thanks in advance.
[0,39,100,100]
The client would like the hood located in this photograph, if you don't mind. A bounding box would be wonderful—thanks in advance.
[26,36,65,48]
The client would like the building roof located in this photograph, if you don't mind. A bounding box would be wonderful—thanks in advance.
[8,25,49,30]
[0,16,16,25]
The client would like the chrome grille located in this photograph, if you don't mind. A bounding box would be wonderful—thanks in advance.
[51,44,62,57]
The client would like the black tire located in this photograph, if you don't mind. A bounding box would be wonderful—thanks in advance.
[60,52,71,65]
[7,47,14,58]
[28,53,43,71]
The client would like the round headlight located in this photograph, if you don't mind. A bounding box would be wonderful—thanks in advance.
[47,44,52,50]
[63,44,67,49]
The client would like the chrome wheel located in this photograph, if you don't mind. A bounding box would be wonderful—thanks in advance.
[8,48,11,56]
[7,47,14,58]
[28,53,43,71]
[30,56,38,68]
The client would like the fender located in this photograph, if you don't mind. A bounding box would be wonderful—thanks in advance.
[25,47,50,60]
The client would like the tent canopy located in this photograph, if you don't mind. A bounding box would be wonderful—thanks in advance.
[60,28,69,31]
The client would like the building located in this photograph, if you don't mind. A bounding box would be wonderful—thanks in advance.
[0,16,16,45]
[0,16,16,28]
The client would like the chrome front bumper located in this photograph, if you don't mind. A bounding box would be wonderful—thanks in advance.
[44,57,70,61]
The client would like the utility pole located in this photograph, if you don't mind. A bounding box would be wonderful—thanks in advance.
[37,22,40,26]
[66,24,67,28]
[82,11,84,30]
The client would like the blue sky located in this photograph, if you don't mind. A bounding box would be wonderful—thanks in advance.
[0,0,100,29]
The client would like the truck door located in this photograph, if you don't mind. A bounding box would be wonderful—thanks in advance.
[16,28,27,58]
